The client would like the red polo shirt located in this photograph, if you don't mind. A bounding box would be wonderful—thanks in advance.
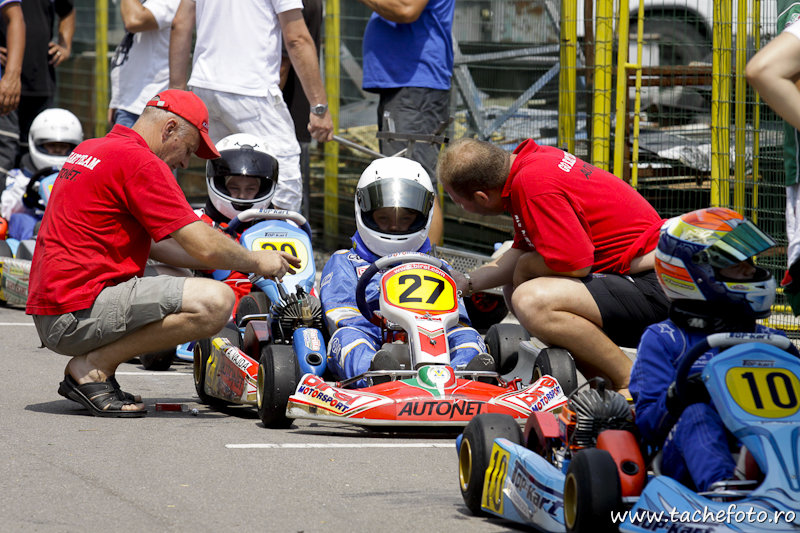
[26,125,198,315]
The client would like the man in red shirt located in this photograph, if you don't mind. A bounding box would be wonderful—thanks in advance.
[27,90,300,417]
[438,138,668,396]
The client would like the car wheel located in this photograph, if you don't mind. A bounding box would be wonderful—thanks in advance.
[564,448,622,533]
[0,240,13,258]
[139,348,175,371]
[235,291,270,326]
[484,323,530,375]
[458,413,522,516]
[257,344,299,428]
[533,347,578,396]
[464,292,509,333]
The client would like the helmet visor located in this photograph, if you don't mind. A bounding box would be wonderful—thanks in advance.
[693,219,776,269]
[357,179,434,235]
[207,148,278,202]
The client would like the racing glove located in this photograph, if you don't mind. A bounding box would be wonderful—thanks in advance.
[665,373,710,417]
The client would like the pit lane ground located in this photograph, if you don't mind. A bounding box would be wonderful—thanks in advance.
[0,303,527,533]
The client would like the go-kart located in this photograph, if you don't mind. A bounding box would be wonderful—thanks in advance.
[2,166,57,261]
[139,208,324,371]
[281,252,568,428]
[188,209,327,426]
[456,332,800,532]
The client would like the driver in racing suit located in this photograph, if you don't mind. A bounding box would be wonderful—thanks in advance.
[630,207,782,492]
[320,157,492,386]
[0,108,83,241]
[194,132,281,311]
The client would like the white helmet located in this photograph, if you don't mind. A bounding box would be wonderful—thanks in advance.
[28,108,83,170]
[355,157,435,257]
[205,133,279,220]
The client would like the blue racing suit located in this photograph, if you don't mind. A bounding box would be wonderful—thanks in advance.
[630,319,780,491]
[320,232,486,386]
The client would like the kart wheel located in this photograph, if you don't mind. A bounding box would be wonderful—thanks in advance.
[257,344,300,428]
[235,291,270,326]
[564,448,622,533]
[484,323,530,375]
[464,292,509,333]
[459,413,522,516]
[139,349,175,371]
[193,337,214,404]
[0,240,12,258]
[533,347,578,396]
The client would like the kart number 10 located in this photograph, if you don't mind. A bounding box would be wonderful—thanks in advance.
[726,367,800,418]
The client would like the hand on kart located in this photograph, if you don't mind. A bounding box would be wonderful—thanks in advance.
[251,250,301,281]
[665,373,710,416]
[450,269,469,295]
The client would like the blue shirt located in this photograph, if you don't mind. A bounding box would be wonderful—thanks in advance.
[361,0,455,91]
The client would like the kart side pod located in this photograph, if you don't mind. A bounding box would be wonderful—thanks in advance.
[242,320,326,377]
[596,429,647,497]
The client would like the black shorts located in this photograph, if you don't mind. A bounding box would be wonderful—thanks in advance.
[584,271,669,349]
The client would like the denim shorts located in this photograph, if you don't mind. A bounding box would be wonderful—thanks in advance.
[32,275,185,356]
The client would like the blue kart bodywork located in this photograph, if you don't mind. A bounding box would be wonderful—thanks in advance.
[457,333,800,532]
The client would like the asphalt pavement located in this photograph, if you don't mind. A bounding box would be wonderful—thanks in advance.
[0,303,524,533]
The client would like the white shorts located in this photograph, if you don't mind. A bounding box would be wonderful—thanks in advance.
[191,86,303,212]
[787,184,800,269]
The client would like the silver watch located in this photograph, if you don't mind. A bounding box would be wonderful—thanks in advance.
[311,103,328,116]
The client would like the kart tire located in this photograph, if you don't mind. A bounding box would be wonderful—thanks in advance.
[484,323,530,375]
[464,292,509,333]
[193,324,240,406]
[533,347,578,396]
[0,240,12,258]
[139,349,175,371]
[235,291,270,326]
[257,344,300,428]
[459,413,522,516]
[564,448,622,533]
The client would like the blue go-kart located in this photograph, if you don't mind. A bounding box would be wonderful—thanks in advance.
[456,332,800,532]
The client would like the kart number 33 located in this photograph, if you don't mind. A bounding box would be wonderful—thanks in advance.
[726,367,800,418]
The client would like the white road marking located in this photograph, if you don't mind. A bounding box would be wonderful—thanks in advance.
[0,322,35,326]
[226,443,453,449]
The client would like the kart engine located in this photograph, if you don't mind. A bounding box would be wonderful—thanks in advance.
[558,387,635,451]
[271,287,325,342]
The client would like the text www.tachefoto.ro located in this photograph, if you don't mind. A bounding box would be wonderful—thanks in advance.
[611,504,796,526]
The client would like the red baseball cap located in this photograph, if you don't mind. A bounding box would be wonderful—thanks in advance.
[145,90,220,159]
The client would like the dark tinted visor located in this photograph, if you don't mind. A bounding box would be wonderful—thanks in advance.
[207,148,278,199]
[357,179,434,235]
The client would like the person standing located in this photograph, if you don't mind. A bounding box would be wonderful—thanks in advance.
[27,90,300,417]
[0,0,24,175]
[169,0,333,213]
[109,0,181,127]
[359,0,455,245]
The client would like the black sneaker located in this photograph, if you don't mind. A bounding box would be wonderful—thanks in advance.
[369,349,401,385]
[466,352,497,382]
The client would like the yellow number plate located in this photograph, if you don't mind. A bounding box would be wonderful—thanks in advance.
[382,265,457,314]
[726,367,800,418]
[251,238,308,273]
[482,442,509,514]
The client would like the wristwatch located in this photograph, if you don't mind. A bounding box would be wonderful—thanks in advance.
[311,103,328,116]
[463,272,474,298]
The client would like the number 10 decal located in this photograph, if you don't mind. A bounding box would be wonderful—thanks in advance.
[726,367,800,418]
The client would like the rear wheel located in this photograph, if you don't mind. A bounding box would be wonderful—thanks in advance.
[458,413,522,515]
[193,324,240,405]
[257,344,299,428]
[533,347,578,396]
[0,240,13,258]
[464,292,509,333]
[235,292,270,326]
[484,323,530,375]
[139,349,175,371]
[564,448,622,533]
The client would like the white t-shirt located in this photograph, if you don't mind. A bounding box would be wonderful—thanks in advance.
[109,0,180,115]
[188,0,303,97]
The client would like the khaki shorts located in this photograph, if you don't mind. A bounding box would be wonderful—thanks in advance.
[32,275,185,356]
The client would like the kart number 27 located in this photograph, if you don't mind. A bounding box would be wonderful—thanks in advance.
[383,268,456,312]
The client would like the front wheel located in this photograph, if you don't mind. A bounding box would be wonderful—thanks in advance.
[257,344,299,428]
[139,348,175,371]
[458,413,522,516]
[564,448,622,533]
[533,347,578,396]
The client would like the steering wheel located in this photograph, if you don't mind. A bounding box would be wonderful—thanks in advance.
[354,252,449,325]
[22,166,59,210]
[674,332,799,402]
